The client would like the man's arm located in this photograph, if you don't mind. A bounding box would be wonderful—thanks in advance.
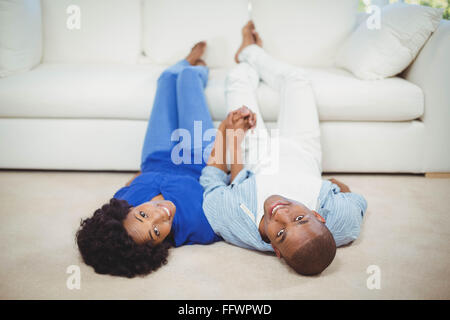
[229,133,244,183]
[329,178,351,193]
[206,106,256,179]
[226,107,255,183]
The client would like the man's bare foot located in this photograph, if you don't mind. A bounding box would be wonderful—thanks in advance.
[234,21,256,63]
[253,31,263,47]
[186,41,206,65]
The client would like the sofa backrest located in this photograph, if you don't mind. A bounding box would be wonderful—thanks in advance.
[252,0,358,67]
[142,0,248,68]
[41,0,141,64]
[40,0,358,67]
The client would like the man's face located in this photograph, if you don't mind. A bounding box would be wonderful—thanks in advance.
[261,195,326,258]
[123,200,176,245]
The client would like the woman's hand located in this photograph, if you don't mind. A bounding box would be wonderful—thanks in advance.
[223,106,257,148]
[224,106,256,132]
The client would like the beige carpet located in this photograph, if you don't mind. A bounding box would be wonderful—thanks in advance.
[0,170,449,299]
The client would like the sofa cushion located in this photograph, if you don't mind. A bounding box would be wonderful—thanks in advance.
[0,63,165,120]
[305,67,424,121]
[0,63,423,122]
[252,0,358,67]
[336,3,443,80]
[211,67,424,122]
[41,0,141,63]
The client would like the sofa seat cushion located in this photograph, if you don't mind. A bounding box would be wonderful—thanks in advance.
[207,67,424,122]
[0,63,165,120]
[305,67,423,121]
[0,63,424,122]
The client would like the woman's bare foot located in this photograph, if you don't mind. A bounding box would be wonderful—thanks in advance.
[186,41,207,65]
[234,21,256,63]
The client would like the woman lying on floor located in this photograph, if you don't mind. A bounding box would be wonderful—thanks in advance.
[75,42,249,278]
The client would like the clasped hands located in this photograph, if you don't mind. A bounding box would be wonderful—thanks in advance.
[221,105,257,146]
[207,106,256,178]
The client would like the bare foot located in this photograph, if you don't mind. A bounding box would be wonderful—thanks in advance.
[253,31,263,47]
[186,41,206,65]
[234,21,256,63]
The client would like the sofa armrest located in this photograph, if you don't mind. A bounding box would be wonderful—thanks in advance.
[403,20,450,172]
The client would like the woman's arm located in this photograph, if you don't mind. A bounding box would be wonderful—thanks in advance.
[206,121,228,173]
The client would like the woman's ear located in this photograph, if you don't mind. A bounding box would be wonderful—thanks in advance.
[272,244,282,259]
[313,210,326,223]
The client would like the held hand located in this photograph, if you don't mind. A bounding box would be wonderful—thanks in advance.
[225,105,257,131]
[328,178,351,193]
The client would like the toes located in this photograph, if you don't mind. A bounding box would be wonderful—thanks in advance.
[192,41,206,50]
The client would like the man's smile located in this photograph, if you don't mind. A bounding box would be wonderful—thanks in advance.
[268,201,290,219]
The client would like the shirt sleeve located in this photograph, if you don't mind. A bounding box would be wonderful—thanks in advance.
[199,166,230,197]
[200,167,272,251]
[200,166,253,196]
[113,186,129,199]
[230,168,254,186]
[325,191,368,247]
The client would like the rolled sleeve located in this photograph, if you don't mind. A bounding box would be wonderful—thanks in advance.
[200,166,230,197]
[333,192,367,246]
[347,192,368,218]
[320,186,368,247]
[230,168,253,186]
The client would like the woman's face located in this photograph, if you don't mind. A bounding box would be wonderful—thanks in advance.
[123,200,176,245]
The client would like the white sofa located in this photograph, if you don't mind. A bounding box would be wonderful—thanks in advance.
[0,0,449,173]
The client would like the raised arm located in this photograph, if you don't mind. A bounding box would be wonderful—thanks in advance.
[206,120,228,173]
[206,106,256,181]
[226,107,256,183]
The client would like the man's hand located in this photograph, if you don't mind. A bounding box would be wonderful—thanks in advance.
[220,106,256,183]
[225,105,256,132]
[222,106,257,149]
[328,178,351,193]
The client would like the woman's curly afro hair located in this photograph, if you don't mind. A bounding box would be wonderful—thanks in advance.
[76,198,173,278]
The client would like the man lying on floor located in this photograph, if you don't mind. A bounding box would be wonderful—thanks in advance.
[200,21,368,276]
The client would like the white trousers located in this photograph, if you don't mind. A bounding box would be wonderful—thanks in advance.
[225,45,322,172]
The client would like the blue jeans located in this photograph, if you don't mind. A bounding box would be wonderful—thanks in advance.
[140,60,214,168]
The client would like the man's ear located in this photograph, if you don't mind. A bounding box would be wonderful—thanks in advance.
[313,210,326,224]
[272,244,282,259]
